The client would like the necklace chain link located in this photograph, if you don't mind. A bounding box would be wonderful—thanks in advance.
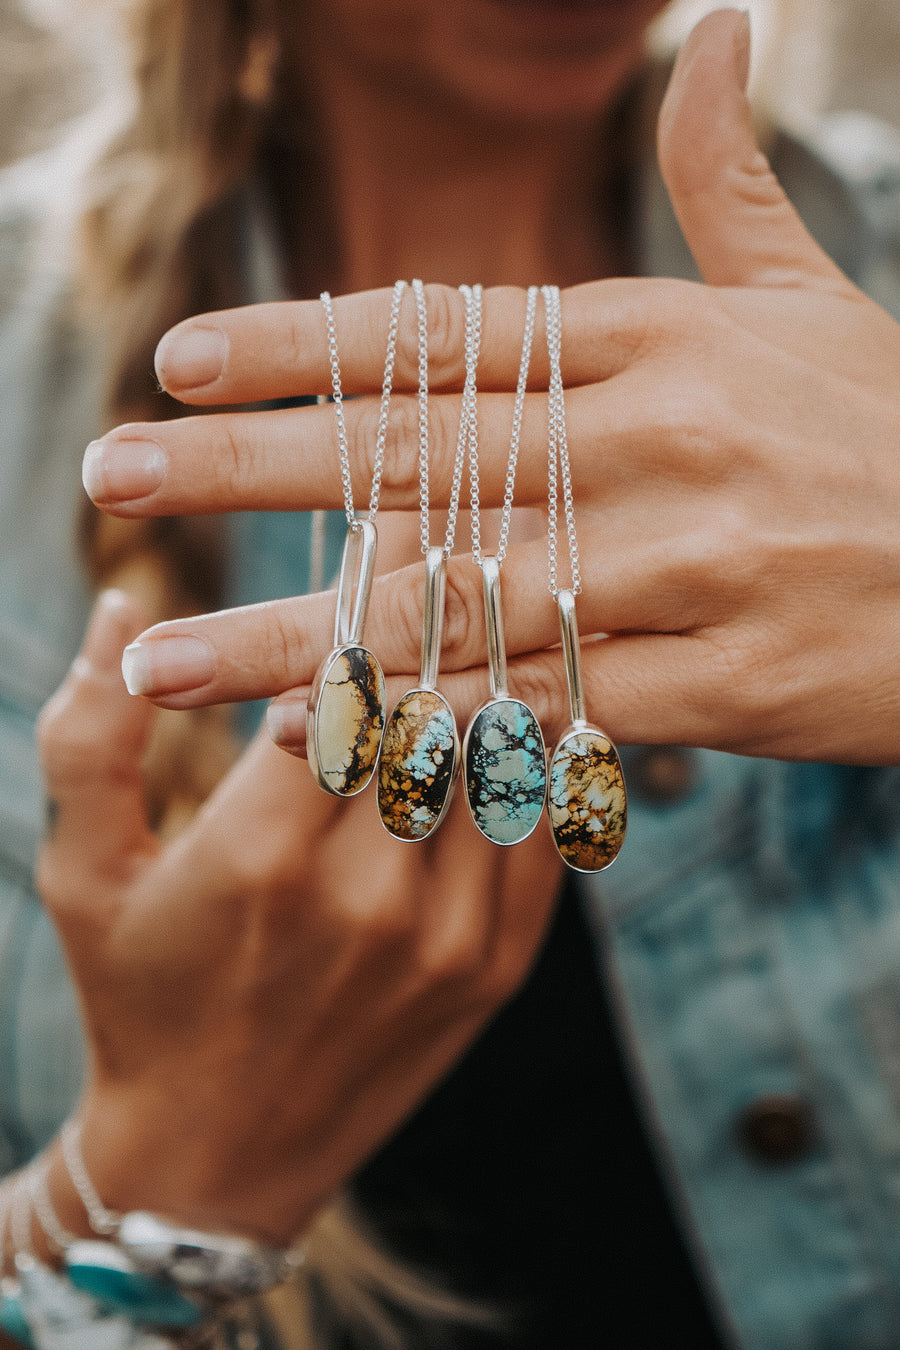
[466,284,538,568]
[542,284,581,597]
[321,280,405,527]
[414,280,481,558]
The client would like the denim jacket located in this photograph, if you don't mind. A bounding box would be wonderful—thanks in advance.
[1,108,900,1349]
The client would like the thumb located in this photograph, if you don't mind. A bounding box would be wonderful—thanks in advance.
[657,7,847,290]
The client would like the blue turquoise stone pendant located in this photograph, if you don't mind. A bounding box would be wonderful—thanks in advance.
[307,520,386,796]
[378,548,460,840]
[547,590,626,872]
[464,558,547,845]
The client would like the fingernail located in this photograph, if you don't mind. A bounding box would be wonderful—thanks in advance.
[83,438,167,503]
[266,698,307,749]
[155,325,228,391]
[121,635,216,697]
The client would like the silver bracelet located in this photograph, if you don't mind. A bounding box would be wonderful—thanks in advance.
[10,1172,35,1261]
[60,1119,122,1237]
[30,1156,79,1255]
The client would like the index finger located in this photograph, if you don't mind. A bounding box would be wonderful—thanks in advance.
[153,279,687,407]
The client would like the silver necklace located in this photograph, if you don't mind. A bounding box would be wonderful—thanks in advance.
[542,284,627,871]
[376,279,472,840]
[307,280,405,796]
[462,284,548,846]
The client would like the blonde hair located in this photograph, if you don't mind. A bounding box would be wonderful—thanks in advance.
[78,0,276,830]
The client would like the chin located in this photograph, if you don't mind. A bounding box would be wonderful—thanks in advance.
[437,39,648,122]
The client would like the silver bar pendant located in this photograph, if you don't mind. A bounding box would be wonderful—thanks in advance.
[463,557,547,845]
[377,546,460,840]
[307,520,386,796]
[547,590,627,871]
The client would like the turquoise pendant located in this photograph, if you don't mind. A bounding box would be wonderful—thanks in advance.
[464,558,546,845]
[308,520,385,796]
[379,548,460,840]
[546,590,626,871]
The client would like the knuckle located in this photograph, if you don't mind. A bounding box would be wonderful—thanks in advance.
[393,283,466,390]
[415,918,490,991]
[420,284,467,387]
[476,947,529,1010]
[387,569,428,667]
[284,311,307,374]
[440,568,486,668]
[259,605,304,685]
[428,395,464,494]
[659,388,729,482]
[346,888,418,953]
[699,625,776,730]
[37,694,104,785]
[376,395,421,503]
[506,651,561,728]
[219,419,253,497]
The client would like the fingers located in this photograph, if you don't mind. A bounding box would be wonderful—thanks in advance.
[658,8,849,291]
[82,360,666,518]
[36,590,158,924]
[151,279,682,408]
[83,390,552,517]
[113,512,734,711]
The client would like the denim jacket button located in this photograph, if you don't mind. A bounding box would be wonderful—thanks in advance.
[737,1093,815,1164]
[629,747,697,805]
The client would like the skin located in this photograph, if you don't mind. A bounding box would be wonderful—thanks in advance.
[35,2,900,1258]
[86,11,900,767]
[30,0,682,1249]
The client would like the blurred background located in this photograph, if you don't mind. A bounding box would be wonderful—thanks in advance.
[0,0,898,173]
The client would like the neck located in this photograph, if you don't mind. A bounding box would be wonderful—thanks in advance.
[276,42,632,295]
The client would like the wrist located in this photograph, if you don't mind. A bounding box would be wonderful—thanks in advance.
[76,1089,322,1246]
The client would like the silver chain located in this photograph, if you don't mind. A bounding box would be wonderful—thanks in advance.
[10,1173,34,1257]
[320,280,406,527]
[542,284,581,597]
[411,279,432,553]
[467,284,538,567]
[413,280,481,558]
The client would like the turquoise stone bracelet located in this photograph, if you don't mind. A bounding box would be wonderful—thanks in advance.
[0,1282,35,1347]
[65,1242,205,1328]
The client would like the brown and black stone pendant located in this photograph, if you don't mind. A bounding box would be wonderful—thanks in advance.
[307,520,386,796]
[378,547,460,839]
[547,590,626,872]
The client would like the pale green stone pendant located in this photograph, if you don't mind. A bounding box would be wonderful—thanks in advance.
[464,557,547,845]
[307,520,386,796]
[378,546,460,840]
[547,590,626,872]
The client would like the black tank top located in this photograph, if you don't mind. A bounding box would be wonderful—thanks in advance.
[351,876,724,1349]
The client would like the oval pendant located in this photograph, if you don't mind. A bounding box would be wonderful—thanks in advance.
[463,558,547,846]
[464,697,546,845]
[308,644,385,796]
[307,520,385,796]
[378,689,459,840]
[548,727,627,872]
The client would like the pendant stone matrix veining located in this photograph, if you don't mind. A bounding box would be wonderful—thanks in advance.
[547,590,626,871]
[464,558,547,845]
[308,521,385,796]
[378,548,460,840]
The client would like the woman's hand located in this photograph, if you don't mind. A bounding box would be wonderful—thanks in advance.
[81,10,900,763]
[35,591,559,1244]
